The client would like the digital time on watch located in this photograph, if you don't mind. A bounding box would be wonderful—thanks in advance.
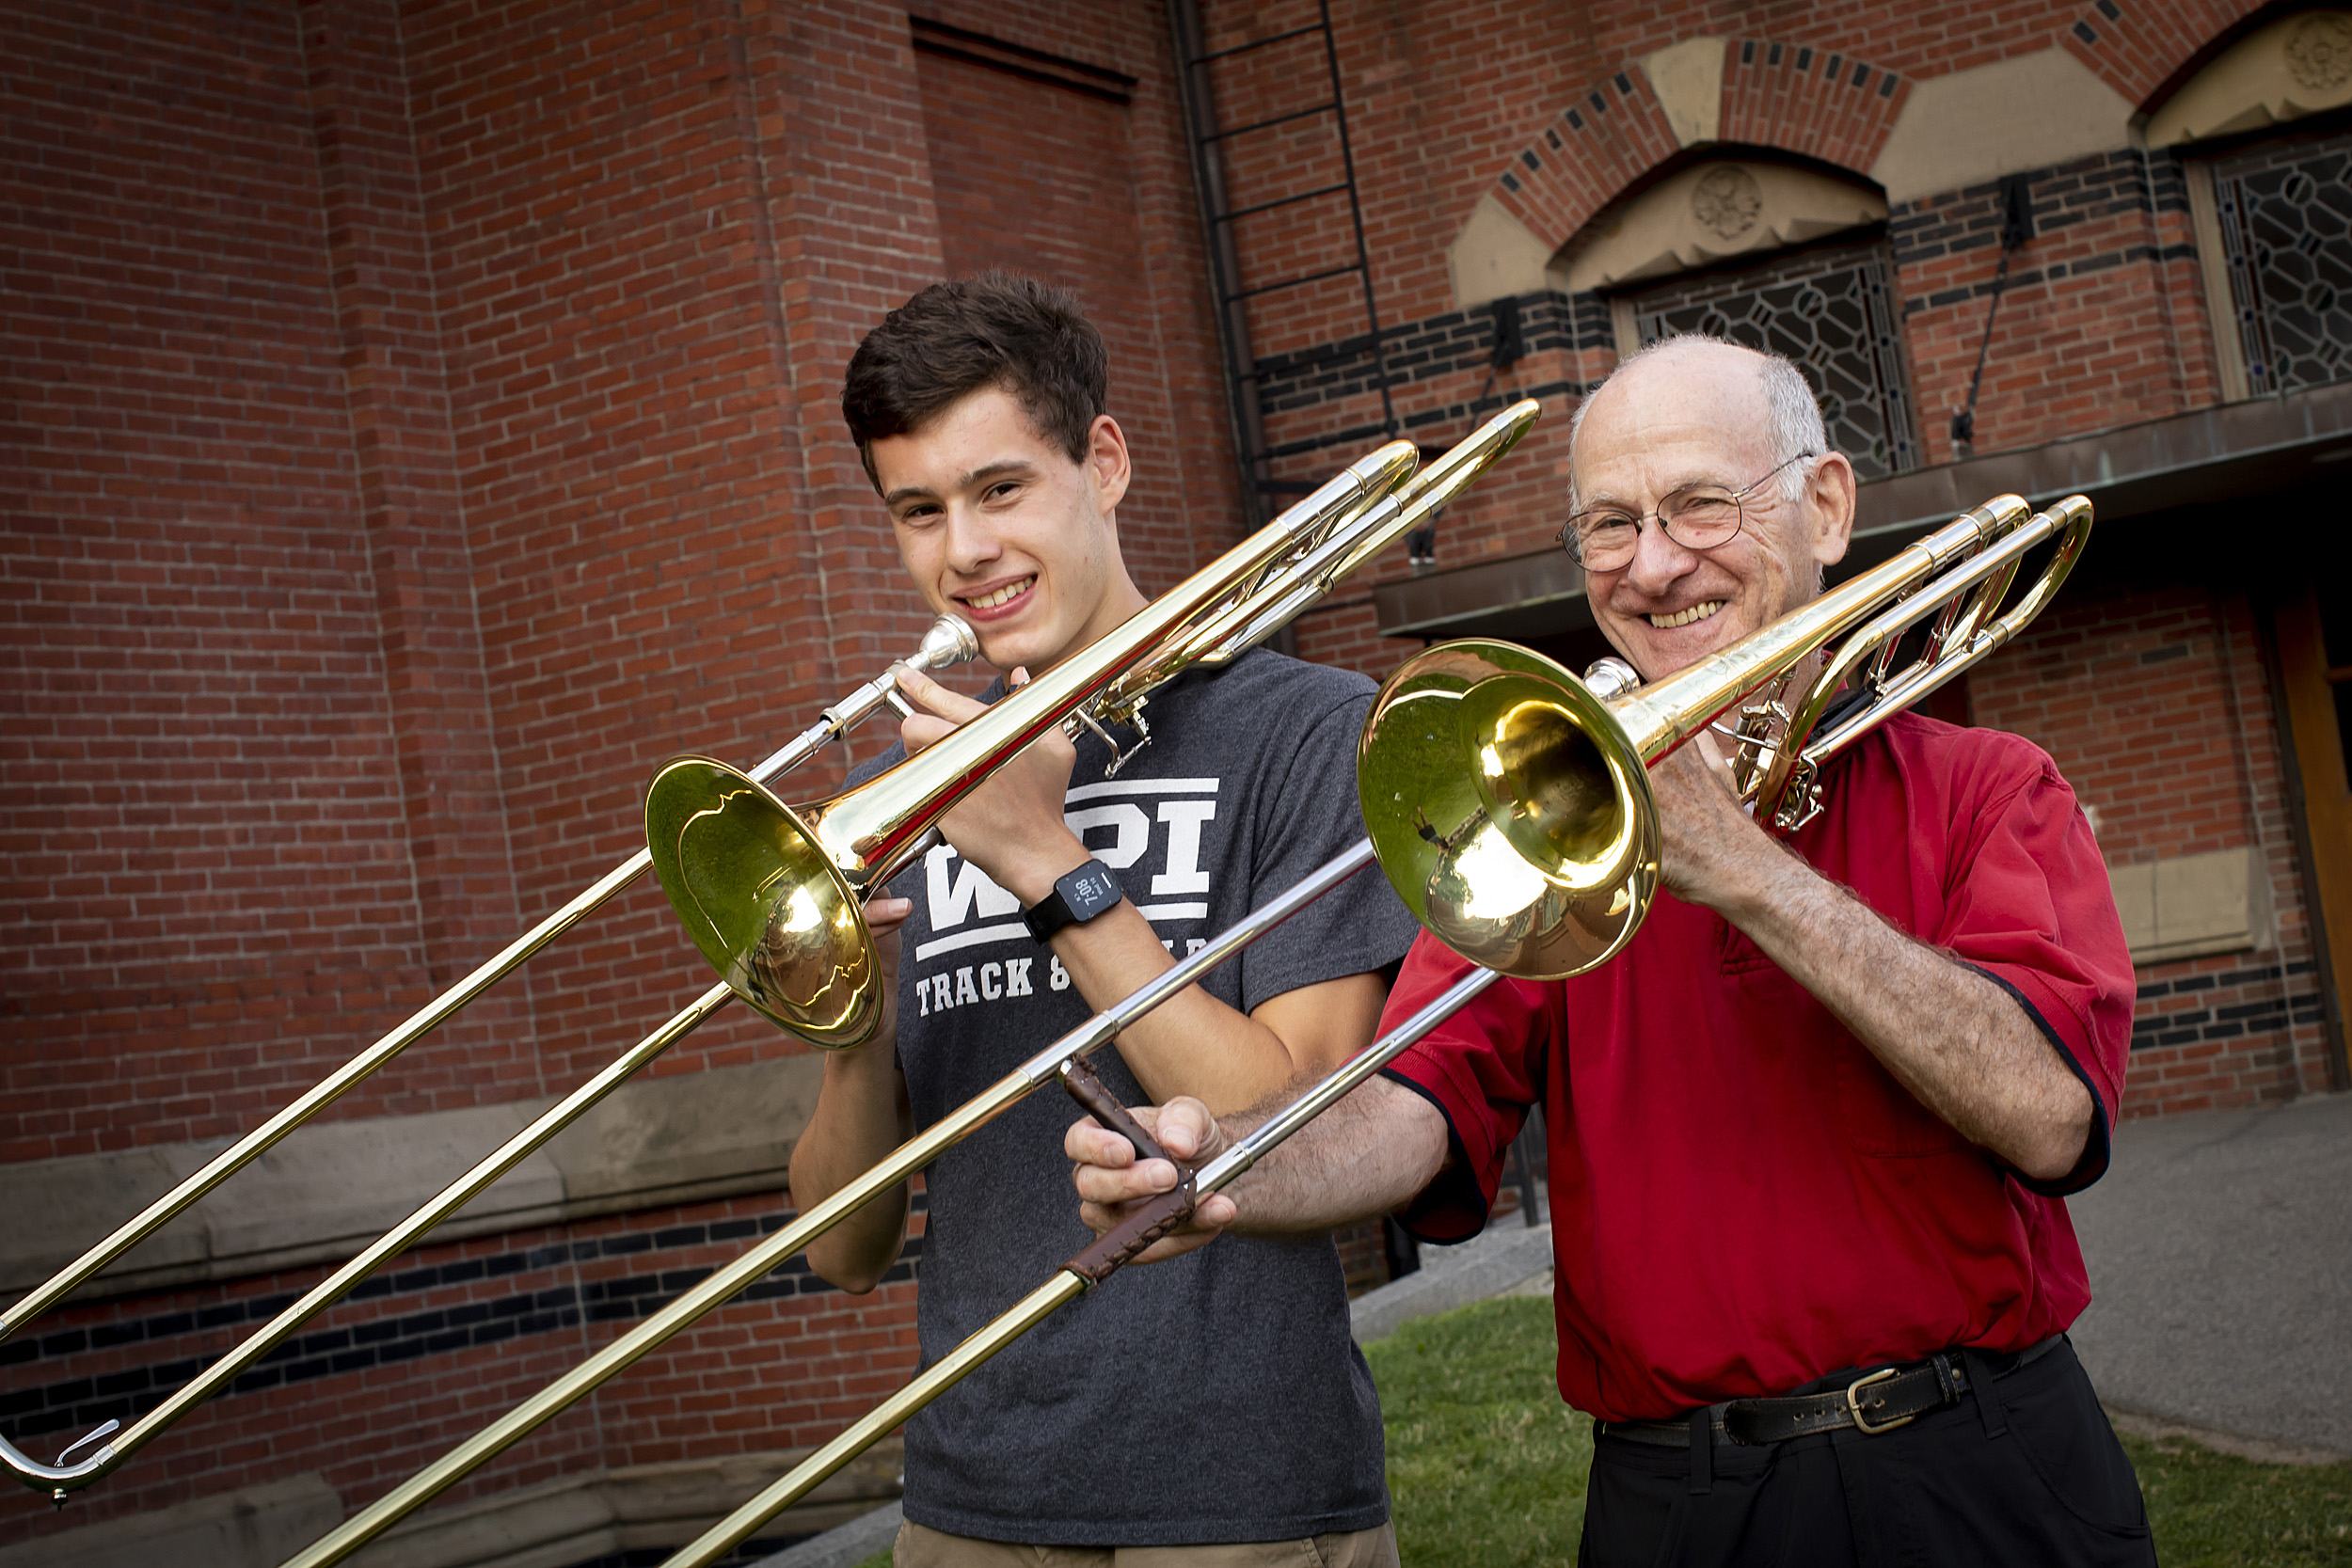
[1022,858,1125,943]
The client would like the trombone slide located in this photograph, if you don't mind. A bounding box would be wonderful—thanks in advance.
[660,496,2102,1565]
[658,966,1504,1568]
[1,616,977,1489]
[270,841,1381,1568]
[268,409,1532,1560]
[276,488,2090,1564]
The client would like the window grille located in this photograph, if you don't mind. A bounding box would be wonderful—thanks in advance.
[2215,126,2352,397]
[1630,242,1919,479]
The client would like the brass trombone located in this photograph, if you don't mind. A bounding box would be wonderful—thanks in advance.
[644,489,2094,1568]
[239,402,1543,1568]
[640,406,1537,1051]
[0,427,1441,1501]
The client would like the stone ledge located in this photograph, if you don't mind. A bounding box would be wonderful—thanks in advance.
[0,1475,342,1568]
[752,1500,904,1568]
[1349,1222,1553,1344]
[0,1444,900,1568]
[348,1444,901,1568]
[0,1055,824,1304]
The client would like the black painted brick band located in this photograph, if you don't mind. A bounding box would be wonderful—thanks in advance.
[1890,149,2190,272]
[0,1201,928,1442]
[1253,290,1613,417]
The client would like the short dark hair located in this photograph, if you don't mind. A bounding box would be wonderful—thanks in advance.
[841,272,1108,489]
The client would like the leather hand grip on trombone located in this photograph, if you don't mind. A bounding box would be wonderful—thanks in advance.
[1058,1056,1202,1283]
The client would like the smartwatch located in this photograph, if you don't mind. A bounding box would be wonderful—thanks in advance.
[1023,858,1125,943]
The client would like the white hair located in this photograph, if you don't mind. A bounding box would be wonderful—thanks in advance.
[1566,333,1829,512]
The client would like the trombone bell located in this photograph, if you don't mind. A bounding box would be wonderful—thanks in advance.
[644,758,878,1049]
[1358,641,1657,980]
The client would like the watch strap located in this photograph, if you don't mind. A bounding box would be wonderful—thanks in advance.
[1024,858,1124,943]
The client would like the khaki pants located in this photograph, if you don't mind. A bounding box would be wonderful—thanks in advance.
[893,1519,1400,1568]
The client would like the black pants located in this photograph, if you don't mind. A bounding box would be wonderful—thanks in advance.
[1578,1338,2155,1568]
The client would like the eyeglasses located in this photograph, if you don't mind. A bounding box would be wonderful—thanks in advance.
[1557,451,1817,573]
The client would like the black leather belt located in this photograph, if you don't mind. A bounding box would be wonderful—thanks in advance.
[1596,1335,2064,1448]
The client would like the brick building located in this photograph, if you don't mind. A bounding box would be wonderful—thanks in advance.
[2,0,2346,1563]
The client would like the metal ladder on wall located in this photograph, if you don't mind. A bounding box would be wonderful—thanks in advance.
[1168,0,1398,530]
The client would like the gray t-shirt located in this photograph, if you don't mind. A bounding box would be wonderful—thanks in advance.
[842,647,1419,1545]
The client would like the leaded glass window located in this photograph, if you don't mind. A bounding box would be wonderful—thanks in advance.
[2215,127,2352,397]
[1630,242,1919,479]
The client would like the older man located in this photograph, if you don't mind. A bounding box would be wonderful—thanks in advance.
[1071,336,2151,1566]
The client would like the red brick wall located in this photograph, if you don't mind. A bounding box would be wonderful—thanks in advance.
[0,0,473,1161]
[1971,582,2333,1116]
[2,0,2336,1554]
[1192,0,2268,610]
[914,0,1244,597]
[1894,158,2226,467]
[0,0,1242,1551]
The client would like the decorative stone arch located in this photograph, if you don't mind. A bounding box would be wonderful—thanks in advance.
[1448,39,1909,309]
[2145,8,2352,145]
[1555,155,1888,295]
[2057,0,2270,113]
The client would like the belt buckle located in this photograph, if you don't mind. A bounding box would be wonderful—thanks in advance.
[1845,1367,1914,1435]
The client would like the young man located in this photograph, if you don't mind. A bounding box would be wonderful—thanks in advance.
[785,274,1418,1566]
[1073,337,2152,1566]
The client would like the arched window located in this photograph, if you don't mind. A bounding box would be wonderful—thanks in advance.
[1562,159,1918,478]
[2154,8,2352,398]
[2212,126,2352,396]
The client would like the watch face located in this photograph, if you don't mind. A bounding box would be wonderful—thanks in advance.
[1064,863,1121,919]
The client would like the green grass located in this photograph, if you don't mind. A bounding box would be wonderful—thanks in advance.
[1363,1294,1594,1565]
[2118,1428,2352,1567]
[843,1292,2352,1565]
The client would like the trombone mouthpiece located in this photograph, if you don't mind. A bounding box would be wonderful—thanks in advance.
[914,614,981,673]
[1582,657,1642,700]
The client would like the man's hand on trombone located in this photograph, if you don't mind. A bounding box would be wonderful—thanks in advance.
[1641,728,2094,1183]
[1065,1076,1450,1265]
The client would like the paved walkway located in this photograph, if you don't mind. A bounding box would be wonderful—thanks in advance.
[2068,1090,2352,1460]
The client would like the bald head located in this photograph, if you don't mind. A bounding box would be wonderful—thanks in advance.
[1568,336,1826,512]
[1560,332,1856,680]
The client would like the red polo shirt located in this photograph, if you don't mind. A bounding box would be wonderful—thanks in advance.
[1379,713,2135,1422]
